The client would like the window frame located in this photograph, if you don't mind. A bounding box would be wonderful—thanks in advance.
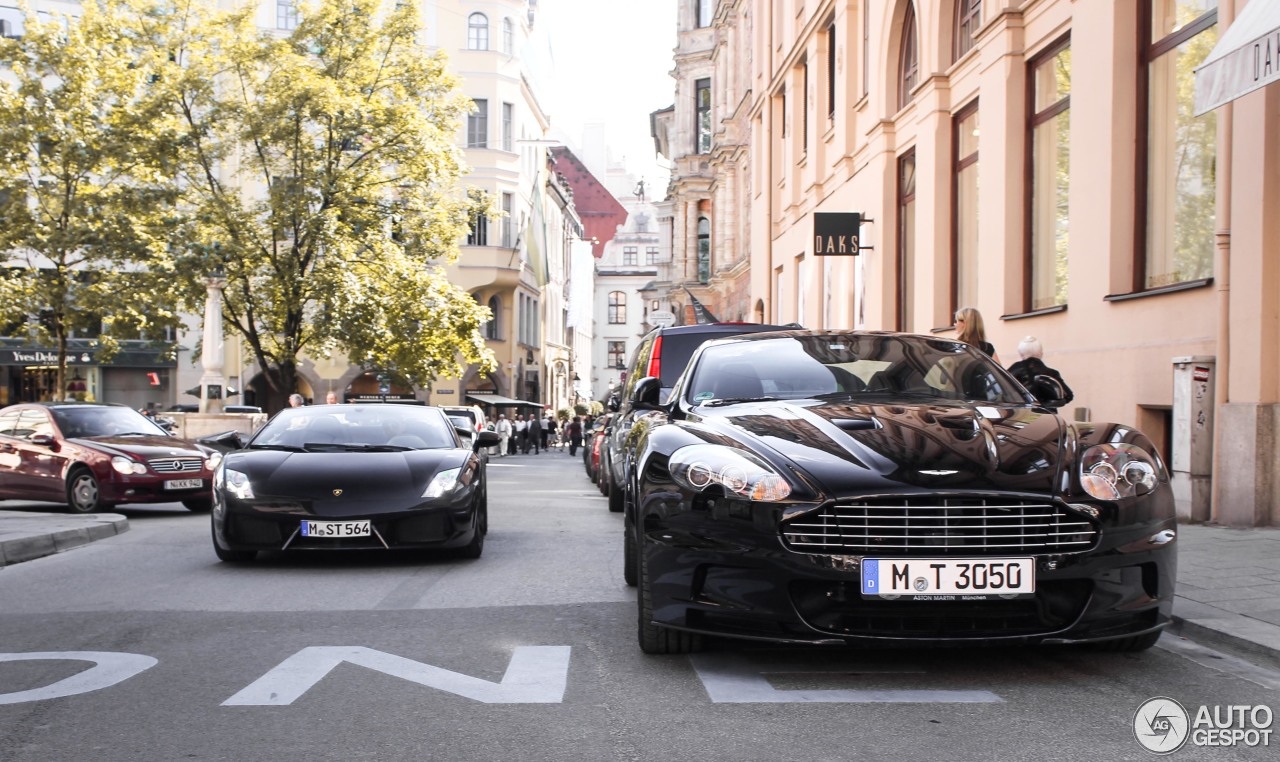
[896,149,917,331]
[608,291,627,324]
[467,99,488,148]
[898,2,919,112]
[276,0,298,31]
[607,340,627,370]
[951,99,980,319]
[1023,35,1072,313]
[697,216,711,283]
[468,12,489,51]
[502,17,514,54]
[695,78,712,154]
[502,102,514,152]
[954,0,982,62]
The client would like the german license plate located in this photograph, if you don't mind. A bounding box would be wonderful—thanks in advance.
[164,479,203,490]
[301,520,371,538]
[861,558,1034,599]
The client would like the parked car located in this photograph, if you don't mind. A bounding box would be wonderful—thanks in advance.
[440,405,487,440]
[601,322,793,514]
[210,403,500,562]
[582,414,611,482]
[624,330,1174,655]
[0,402,221,513]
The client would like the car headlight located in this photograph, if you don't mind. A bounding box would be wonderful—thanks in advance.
[1080,444,1159,500]
[111,455,146,475]
[204,451,223,472]
[668,444,792,502]
[423,467,461,499]
[219,468,256,500]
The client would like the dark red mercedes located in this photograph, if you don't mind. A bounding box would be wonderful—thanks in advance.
[0,402,220,513]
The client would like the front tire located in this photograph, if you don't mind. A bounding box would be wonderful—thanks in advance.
[607,470,624,513]
[459,498,487,559]
[637,534,703,654]
[66,467,109,514]
[623,518,637,587]
[211,524,256,563]
[183,498,213,513]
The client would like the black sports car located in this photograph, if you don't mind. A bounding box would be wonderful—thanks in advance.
[211,404,500,562]
[624,331,1176,654]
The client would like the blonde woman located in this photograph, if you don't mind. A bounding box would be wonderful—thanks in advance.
[954,307,1001,365]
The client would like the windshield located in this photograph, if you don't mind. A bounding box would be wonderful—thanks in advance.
[52,407,170,438]
[685,334,1032,405]
[250,404,459,450]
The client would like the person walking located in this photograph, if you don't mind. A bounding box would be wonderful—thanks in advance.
[1008,336,1074,405]
[527,414,543,454]
[325,391,339,404]
[954,306,1001,364]
[567,416,583,457]
[494,414,512,457]
[542,413,556,450]
[514,414,528,455]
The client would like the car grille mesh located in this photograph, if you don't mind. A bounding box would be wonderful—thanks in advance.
[148,457,205,474]
[781,496,1098,555]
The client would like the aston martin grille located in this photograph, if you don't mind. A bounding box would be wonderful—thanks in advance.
[780,496,1098,556]
[148,457,205,474]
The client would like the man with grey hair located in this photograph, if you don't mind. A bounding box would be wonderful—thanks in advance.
[1008,337,1073,405]
[288,393,305,407]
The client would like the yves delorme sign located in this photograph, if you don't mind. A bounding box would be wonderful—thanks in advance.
[814,212,862,256]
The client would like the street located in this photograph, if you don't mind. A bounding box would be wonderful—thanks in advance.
[1,451,1276,762]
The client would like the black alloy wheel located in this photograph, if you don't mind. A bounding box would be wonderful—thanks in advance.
[210,523,256,563]
[637,533,703,655]
[66,467,109,514]
[623,516,637,587]
[459,495,486,559]
[607,468,624,513]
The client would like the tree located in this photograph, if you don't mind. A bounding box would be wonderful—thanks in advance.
[151,0,494,407]
[0,1,183,399]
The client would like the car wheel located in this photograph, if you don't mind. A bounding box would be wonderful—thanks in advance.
[1091,630,1162,652]
[607,471,624,513]
[182,498,213,513]
[66,468,110,514]
[623,518,637,588]
[211,524,256,563]
[459,499,486,559]
[637,533,702,655]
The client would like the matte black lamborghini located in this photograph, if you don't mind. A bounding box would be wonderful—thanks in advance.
[210,404,499,563]
[623,331,1176,654]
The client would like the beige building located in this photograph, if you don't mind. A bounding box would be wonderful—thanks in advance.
[657,0,1278,526]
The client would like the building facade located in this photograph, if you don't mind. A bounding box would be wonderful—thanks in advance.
[661,0,1279,525]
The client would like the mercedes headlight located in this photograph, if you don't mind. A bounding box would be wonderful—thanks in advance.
[219,468,256,500]
[669,444,792,502]
[1080,444,1159,500]
[423,467,461,499]
[111,455,146,475]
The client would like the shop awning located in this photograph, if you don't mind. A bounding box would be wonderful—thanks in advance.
[1194,0,1280,116]
[465,392,542,410]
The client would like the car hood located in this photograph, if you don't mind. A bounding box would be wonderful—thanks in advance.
[223,449,467,507]
[71,435,209,459]
[694,399,1067,495]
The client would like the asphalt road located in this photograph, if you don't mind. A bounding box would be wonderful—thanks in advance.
[1,449,1277,761]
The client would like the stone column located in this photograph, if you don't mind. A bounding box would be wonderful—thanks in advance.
[199,274,227,414]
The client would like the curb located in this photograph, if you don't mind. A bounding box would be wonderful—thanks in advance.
[1170,596,1280,668]
[0,513,130,567]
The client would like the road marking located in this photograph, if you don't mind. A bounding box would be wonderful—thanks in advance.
[1158,636,1280,690]
[222,646,571,705]
[689,652,1002,704]
[0,652,157,705]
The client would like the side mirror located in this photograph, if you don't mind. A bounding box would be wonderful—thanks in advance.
[197,430,245,452]
[474,430,502,451]
[30,433,58,449]
[607,394,620,412]
[631,376,663,411]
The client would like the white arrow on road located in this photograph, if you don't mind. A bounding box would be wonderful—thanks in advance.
[0,652,158,705]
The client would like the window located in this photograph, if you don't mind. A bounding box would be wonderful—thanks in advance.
[485,295,501,340]
[695,78,712,154]
[897,149,916,331]
[608,341,627,370]
[953,102,980,315]
[503,17,514,54]
[1027,39,1070,311]
[646,247,660,265]
[955,0,982,61]
[796,255,807,324]
[1138,0,1217,291]
[467,213,489,246]
[468,12,489,50]
[898,2,919,111]
[608,291,627,324]
[696,0,713,28]
[623,247,638,267]
[697,217,711,283]
[801,61,809,153]
[826,21,836,121]
[277,0,298,30]
[468,99,488,148]
[502,102,514,151]
[862,0,870,97]
[502,192,514,247]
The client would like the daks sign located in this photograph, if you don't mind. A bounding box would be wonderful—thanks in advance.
[814,212,862,256]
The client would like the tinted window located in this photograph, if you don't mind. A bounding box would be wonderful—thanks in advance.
[51,407,168,439]
[252,405,457,450]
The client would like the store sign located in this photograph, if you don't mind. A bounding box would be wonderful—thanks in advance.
[814,212,862,256]
[3,350,95,366]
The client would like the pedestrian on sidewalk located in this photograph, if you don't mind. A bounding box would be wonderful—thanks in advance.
[514,415,527,455]
[528,414,543,454]
[494,414,512,457]
[542,413,556,450]
[1008,336,1073,405]
[954,306,1001,364]
[567,416,583,457]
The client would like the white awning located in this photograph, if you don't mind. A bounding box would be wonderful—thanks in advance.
[465,392,541,409]
[1194,0,1280,116]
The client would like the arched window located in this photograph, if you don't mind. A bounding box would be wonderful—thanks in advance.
[502,17,514,53]
[485,295,501,340]
[898,2,919,111]
[697,217,711,283]
[608,291,627,324]
[954,0,982,61]
[468,12,489,50]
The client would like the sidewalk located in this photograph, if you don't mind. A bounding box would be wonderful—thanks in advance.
[0,509,1277,661]
[0,509,129,567]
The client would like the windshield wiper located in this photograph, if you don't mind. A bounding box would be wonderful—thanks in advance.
[247,443,307,452]
[340,444,413,452]
[702,395,778,407]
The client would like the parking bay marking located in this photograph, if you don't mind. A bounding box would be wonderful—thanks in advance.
[690,652,1003,704]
